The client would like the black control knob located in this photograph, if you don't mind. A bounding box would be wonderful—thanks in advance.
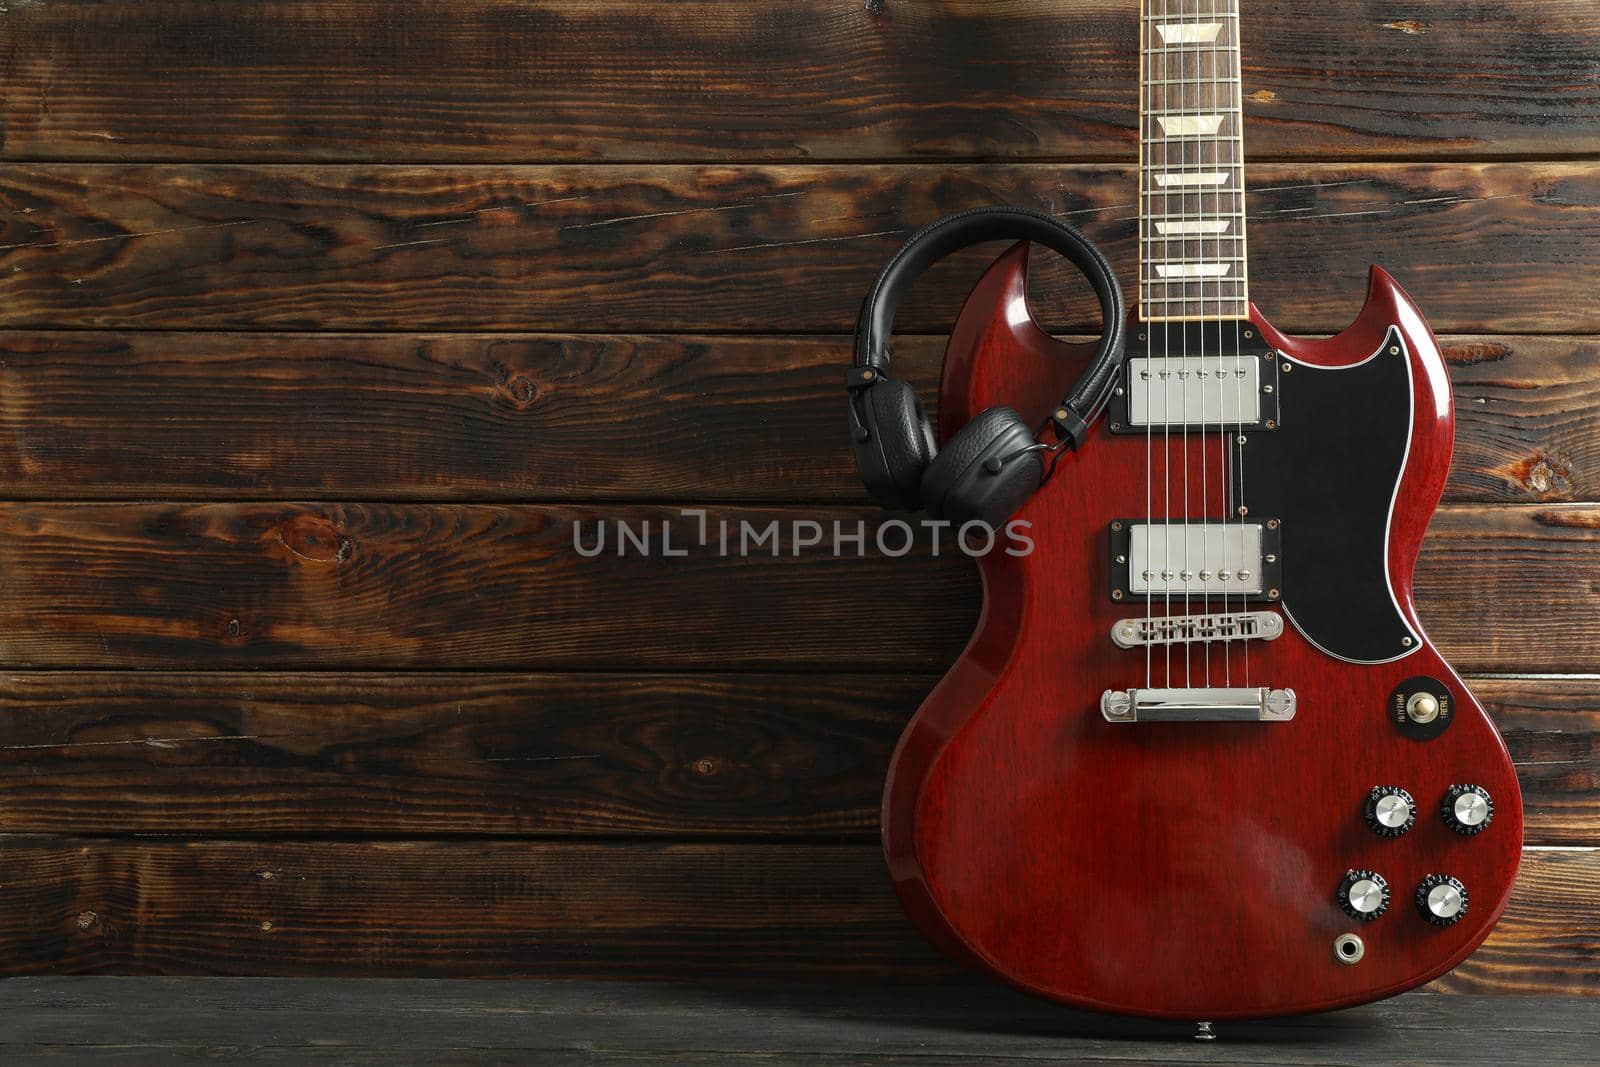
[1416,874,1469,926]
[1364,786,1416,837]
[1337,869,1390,921]
[1441,784,1493,835]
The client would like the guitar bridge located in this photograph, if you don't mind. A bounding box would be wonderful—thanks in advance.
[1100,687,1298,723]
[1111,610,1284,649]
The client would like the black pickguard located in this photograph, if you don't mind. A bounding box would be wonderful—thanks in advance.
[1239,327,1418,663]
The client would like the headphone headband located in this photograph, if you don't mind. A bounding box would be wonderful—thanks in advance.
[851,205,1125,449]
[845,206,1125,526]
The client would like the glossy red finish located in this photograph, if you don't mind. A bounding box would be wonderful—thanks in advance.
[883,243,1524,1019]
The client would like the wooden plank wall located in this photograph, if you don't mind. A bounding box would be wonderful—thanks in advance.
[0,1,1596,992]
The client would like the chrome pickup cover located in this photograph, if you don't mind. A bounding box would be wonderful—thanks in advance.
[1100,687,1297,723]
[1111,611,1284,649]
[1127,523,1265,596]
[1126,355,1262,427]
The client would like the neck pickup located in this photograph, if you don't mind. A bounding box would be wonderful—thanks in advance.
[1109,323,1280,433]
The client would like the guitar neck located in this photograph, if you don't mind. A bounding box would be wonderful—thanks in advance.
[1139,0,1249,322]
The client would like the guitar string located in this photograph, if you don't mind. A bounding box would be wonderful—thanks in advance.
[1161,0,1174,690]
[1143,0,1155,693]
[1180,0,1195,689]
[1230,0,1251,690]
[1193,0,1212,687]
[1204,0,1220,686]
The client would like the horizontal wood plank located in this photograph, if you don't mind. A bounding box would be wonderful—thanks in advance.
[1,164,1596,334]
[0,332,1594,504]
[0,502,1592,673]
[0,672,1593,845]
[1475,677,1600,847]
[2,1,1596,164]
[0,672,925,837]
[0,502,980,671]
[0,838,1591,994]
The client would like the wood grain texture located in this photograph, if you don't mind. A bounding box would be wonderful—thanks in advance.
[2,163,1597,334]
[0,502,980,671]
[0,672,926,837]
[0,502,1591,673]
[0,672,1592,844]
[0,332,1595,504]
[1475,677,1600,847]
[0,838,1590,993]
[2,1,1596,164]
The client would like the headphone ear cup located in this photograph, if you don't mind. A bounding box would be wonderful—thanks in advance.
[920,406,1043,528]
[853,378,937,511]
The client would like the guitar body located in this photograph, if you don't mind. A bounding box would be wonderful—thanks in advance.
[882,243,1523,1019]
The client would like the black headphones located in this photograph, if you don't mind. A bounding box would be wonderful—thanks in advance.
[846,206,1126,526]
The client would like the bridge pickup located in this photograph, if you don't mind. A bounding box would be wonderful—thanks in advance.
[1111,610,1284,649]
[1109,520,1282,601]
[1100,687,1297,723]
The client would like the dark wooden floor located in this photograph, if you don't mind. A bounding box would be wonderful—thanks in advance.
[1,980,1594,1064]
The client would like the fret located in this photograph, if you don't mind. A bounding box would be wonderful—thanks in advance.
[1141,299,1249,308]
[1144,77,1241,87]
[1141,279,1249,287]
[1142,313,1253,323]
[1139,297,1248,303]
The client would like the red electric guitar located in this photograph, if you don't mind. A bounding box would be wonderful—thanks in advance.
[883,0,1523,1019]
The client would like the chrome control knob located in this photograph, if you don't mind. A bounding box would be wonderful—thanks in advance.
[1338,869,1390,921]
[1442,784,1493,835]
[1364,786,1416,837]
[1416,874,1469,926]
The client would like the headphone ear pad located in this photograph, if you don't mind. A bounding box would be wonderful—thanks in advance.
[855,378,937,510]
[920,406,1043,528]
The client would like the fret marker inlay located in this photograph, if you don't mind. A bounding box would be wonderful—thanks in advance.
[1155,22,1224,44]
[1156,114,1226,137]
[1154,220,1232,236]
[1153,172,1230,187]
[1155,263,1233,279]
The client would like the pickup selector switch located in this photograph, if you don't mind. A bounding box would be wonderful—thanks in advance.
[1338,870,1390,921]
[1388,677,1453,740]
[1416,874,1468,926]
[1405,692,1440,724]
[1442,784,1493,835]
[1364,786,1416,837]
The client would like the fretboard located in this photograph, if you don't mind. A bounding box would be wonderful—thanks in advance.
[1140,0,1249,321]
